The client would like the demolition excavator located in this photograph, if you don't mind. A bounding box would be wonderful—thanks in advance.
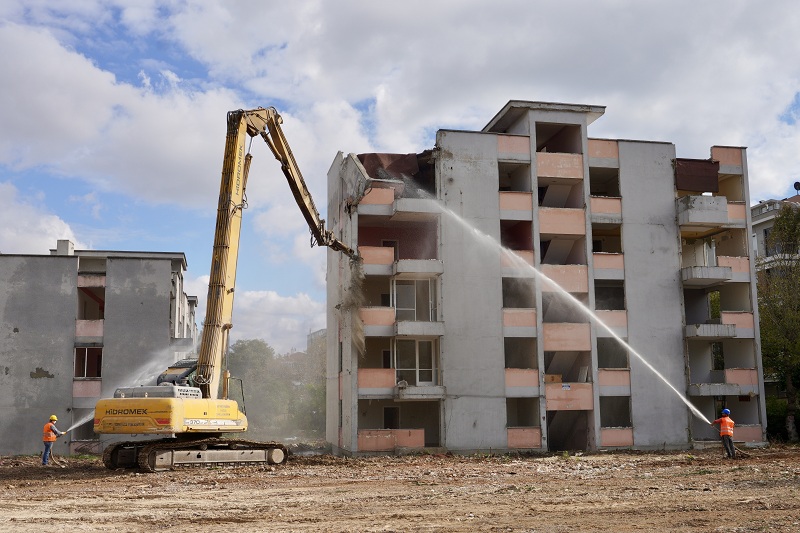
[94,108,356,471]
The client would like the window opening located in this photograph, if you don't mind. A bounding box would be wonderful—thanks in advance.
[74,347,102,378]
[384,407,400,429]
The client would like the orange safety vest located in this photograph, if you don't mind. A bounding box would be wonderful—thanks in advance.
[43,422,58,442]
[714,416,735,437]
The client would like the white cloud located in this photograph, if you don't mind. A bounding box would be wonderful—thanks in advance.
[0,182,84,254]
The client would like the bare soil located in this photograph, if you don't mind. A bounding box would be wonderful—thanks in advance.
[1,446,799,532]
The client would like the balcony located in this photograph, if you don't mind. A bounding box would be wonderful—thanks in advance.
[357,187,395,217]
[357,185,440,222]
[722,311,755,338]
[507,427,542,449]
[593,252,624,280]
[395,383,446,401]
[598,369,631,395]
[359,307,396,337]
[688,368,758,396]
[499,191,533,221]
[75,319,103,339]
[505,368,540,397]
[72,379,101,408]
[540,264,588,293]
[588,139,619,165]
[677,195,728,228]
[681,266,732,288]
[685,323,736,340]
[600,427,633,447]
[589,196,622,225]
[358,368,396,398]
[360,246,395,275]
[594,310,627,337]
[497,134,531,161]
[536,153,584,182]
[539,207,586,237]
[503,308,537,337]
[77,274,106,287]
[501,250,535,272]
[711,146,744,176]
[545,382,593,410]
[717,255,751,282]
[543,323,591,351]
[357,429,425,452]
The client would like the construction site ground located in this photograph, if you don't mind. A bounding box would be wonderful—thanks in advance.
[1,446,799,532]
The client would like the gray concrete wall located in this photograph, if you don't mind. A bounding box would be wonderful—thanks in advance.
[437,130,508,450]
[618,140,691,447]
[0,256,77,456]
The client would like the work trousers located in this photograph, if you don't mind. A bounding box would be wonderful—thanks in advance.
[42,441,53,465]
[721,435,735,458]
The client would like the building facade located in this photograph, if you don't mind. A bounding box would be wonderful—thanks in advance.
[326,100,766,454]
[0,240,196,456]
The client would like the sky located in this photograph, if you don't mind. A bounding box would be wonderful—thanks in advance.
[1,1,799,354]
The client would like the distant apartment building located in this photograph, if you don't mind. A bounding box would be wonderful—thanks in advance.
[0,240,197,456]
[751,194,800,259]
[325,100,766,455]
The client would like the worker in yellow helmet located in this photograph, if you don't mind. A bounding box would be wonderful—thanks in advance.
[42,415,66,466]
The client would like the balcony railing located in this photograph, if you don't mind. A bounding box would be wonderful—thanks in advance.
[540,264,588,293]
[537,153,584,180]
[595,310,628,337]
[357,429,425,451]
[542,323,591,351]
[75,319,103,337]
[539,207,586,236]
[545,382,593,410]
[497,135,531,160]
[507,427,542,449]
[600,427,633,447]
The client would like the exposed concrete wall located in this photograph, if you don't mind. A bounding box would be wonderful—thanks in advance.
[437,130,508,450]
[618,140,690,447]
[0,256,77,456]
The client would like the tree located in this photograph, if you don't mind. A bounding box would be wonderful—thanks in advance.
[757,204,800,442]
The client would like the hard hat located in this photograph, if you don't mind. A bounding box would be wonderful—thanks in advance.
[49,415,58,421]
[722,408,730,416]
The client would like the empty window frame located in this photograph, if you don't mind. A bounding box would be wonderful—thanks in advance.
[394,338,437,386]
[393,278,437,321]
[74,347,102,378]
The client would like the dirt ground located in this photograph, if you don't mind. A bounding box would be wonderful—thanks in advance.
[1,446,799,532]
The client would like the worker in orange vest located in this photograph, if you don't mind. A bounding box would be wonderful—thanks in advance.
[711,408,735,459]
[42,415,66,466]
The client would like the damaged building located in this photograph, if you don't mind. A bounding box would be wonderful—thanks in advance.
[326,100,766,454]
[0,240,196,456]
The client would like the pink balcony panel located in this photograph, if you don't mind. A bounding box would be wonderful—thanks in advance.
[545,382,593,410]
[721,312,754,329]
[361,187,395,205]
[499,191,533,211]
[359,307,396,326]
[77,274,105,287]
[501,250,534,268]
[727,202,747,221]
[588,139,619,159]
[76,319,103,337]
[539,207,586,235]
[593,252,624,270]
[735,425,763,443]
[508,427,541,449]
[537,153,584,180]
[724,368,758,387]
[711,146,743,167]
[358,368,396,388]
[601,428,633,447]
[357,429,424,451]
[503,309,537,328]
[598,369,630,387]
[359,246,395,265]
[357,430,395,451]
[497,135,531,156]
[543,323,591,351]
[73,379,101,398]
[505,368,539,388]
[540,264,588,293]
[394,429,424,448]
[717,255,750,273]
[590,196,622,215]
[596,310,628,328]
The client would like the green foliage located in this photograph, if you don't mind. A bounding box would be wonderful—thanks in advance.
[758,204,800,441]
[226,336,327,440]
[765,396,788,441]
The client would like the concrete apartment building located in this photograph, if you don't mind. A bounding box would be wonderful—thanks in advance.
[751,193,800,259]
[0,240,197,456]
[326,100,766,455]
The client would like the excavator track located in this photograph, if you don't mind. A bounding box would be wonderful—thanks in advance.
[102,438,288,472]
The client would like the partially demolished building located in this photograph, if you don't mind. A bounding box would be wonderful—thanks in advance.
[326,100,766,454]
